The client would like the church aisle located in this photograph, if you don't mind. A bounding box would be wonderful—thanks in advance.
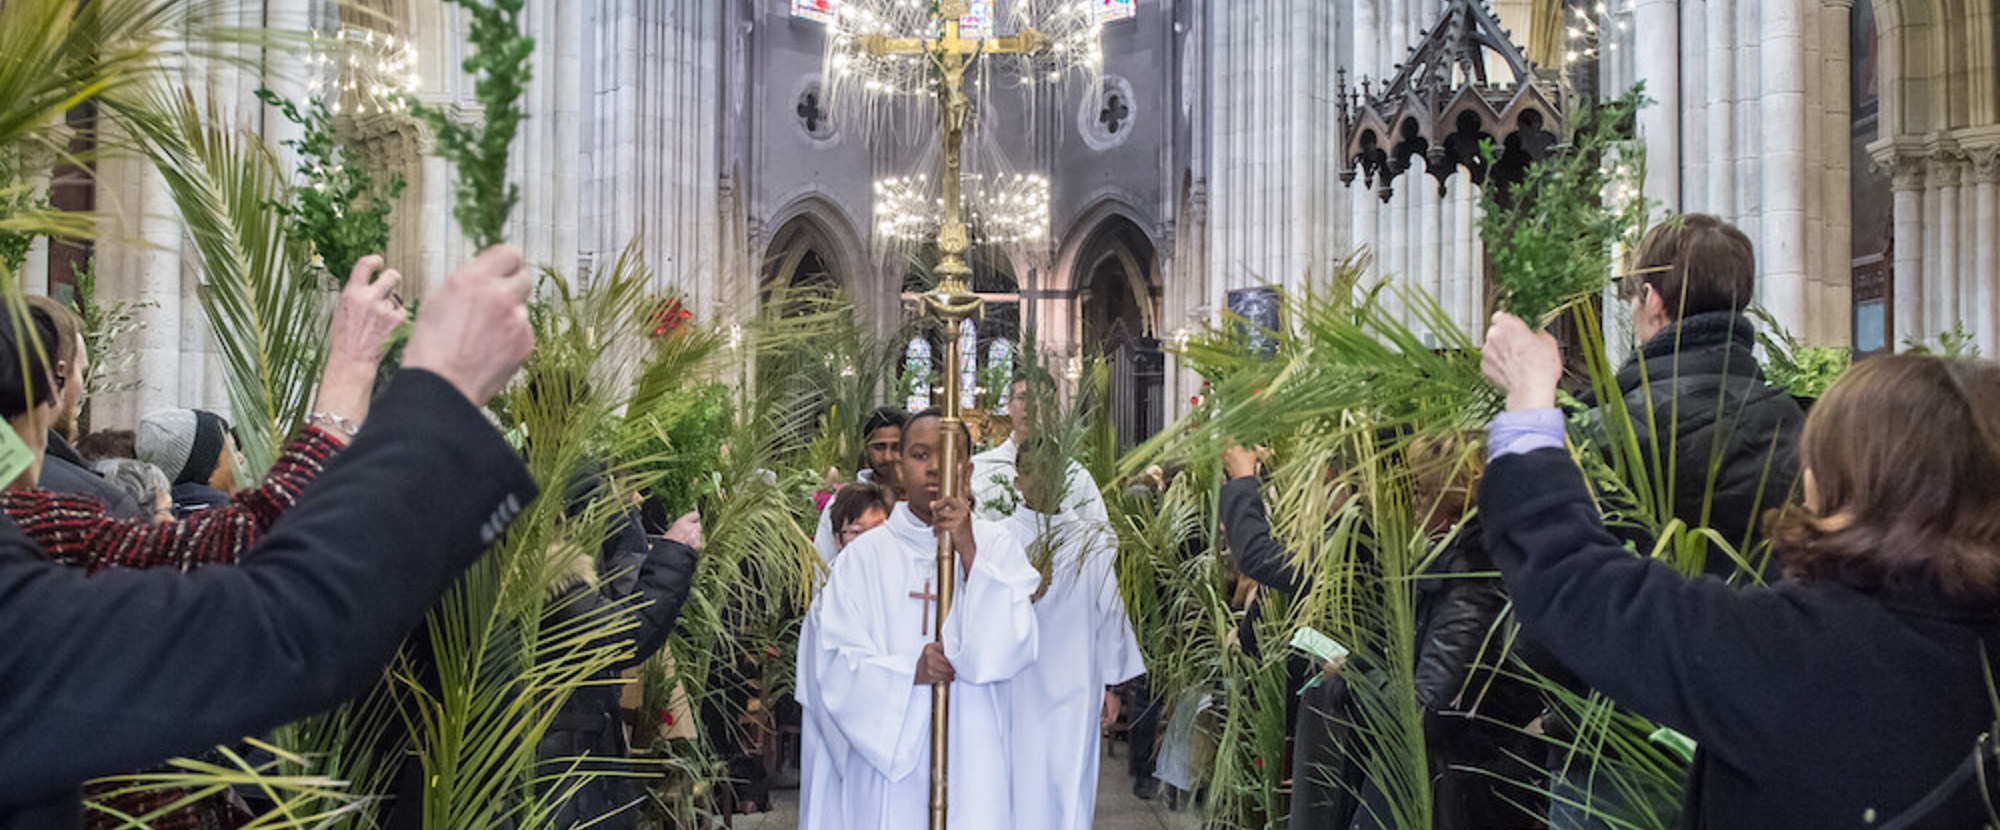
[732,739,1202,830]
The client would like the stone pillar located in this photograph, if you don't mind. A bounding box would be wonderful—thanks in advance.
[1679,0,1706,210]
[1456,177,1479,326]
[1758,0,1808,336]
[1971,151,2000,354]
[1933,156,1962,333]
[1634,0,1680,211]
[1889,158,1926,348]
[1702,0,1733,215]
[1416,164,1437,327]
[1820,0,1855,347]
[93,148,185,427]
[1350,0,1380,279]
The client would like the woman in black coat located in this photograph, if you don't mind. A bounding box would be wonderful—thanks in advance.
[1480,313,2000,829]
[1219,442,1541,830]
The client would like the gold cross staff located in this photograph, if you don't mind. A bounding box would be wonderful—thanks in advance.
[862,4,1047,829]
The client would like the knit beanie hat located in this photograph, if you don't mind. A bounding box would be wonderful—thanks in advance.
[136,408,230,486]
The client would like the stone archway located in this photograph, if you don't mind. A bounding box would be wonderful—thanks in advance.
[1070,216,1163,450]
[1867,0,2000,353]
[763,213,845,295]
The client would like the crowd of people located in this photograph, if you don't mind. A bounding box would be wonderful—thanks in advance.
[3,213,1998,830]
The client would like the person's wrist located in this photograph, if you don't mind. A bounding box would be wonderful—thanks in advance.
[321,353,379,391]
[403,358,486,408]
[1505,384,1558,412]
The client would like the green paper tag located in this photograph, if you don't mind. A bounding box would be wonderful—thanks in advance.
[0,425,35,489]
[1289,626,1350,665]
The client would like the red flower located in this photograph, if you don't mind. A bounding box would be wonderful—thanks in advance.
[651,299,692,337]
[1189,395,1201,405]
[659,708,674,725]
[1253,757,1264,768]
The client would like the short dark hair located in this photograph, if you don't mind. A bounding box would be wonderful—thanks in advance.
[901,408,972,451]
[862,406,908,440]
[829,481,894,532]
[1628,213,1755,319]
[0,304,62,420]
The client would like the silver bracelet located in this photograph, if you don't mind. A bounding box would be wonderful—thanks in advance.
[307,411,362,438]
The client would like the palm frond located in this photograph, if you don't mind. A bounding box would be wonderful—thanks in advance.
[116,87,325,476]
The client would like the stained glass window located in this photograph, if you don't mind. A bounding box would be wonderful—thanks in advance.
[905,336,934,412]
[792,0,836,24]
[987,339,1016,409]
[960,0,995,39]
[1092,0,1136,24]
[958,320,980,404]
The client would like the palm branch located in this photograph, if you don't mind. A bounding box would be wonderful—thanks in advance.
[394,245,704,828]
[0,0,295,246]
[115,87,326,476]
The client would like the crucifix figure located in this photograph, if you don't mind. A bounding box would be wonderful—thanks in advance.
[910,579,939,636]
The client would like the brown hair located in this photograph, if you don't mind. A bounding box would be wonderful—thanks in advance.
[1408,430,1486,531]
[1768,355,2000,601]
[75,429,137,461]
[1627,214,1755,320]
[24,295,81,367]
[829,481,894,534]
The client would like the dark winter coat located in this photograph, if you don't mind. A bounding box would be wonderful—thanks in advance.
[40,431,142,520]
[1484,447,2000,830]
[1220,476,1540,829]
[1588,312,1805,578]
[536,466,699,829]
[0,370,537,828]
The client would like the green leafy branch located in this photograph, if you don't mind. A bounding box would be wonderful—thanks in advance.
[405,0,533,249]
[255,87,406,281]
[1480,86,1652,323]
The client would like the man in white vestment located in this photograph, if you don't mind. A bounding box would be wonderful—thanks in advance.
[998,440,1147,830]
[812,406,907,561]
[806,411,1040,830]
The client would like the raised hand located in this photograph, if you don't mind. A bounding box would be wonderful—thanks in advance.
[403,245,534,408]
[311,255,408,442]
[1222,445,1260,481]
[665,511,705,551]
[914,641,956,685]
[327,255,407,368]
[1482,312,1563,412]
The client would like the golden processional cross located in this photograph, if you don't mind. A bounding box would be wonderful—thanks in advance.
[860,4,1046,828]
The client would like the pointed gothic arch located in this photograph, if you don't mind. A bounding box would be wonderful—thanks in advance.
[761,197,869,300]
[1064,211,1164,449]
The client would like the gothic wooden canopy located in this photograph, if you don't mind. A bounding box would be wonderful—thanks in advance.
[1338,0,1568,201]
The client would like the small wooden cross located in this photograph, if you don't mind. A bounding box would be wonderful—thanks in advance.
[909,579,939,636]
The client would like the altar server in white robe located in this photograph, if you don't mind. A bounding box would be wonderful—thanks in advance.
[1000,441,1147,830]
[797,482,896,830]
[971,381,1109,525]
[808,411,1041,830]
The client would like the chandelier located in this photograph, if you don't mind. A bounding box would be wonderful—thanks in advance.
[874,172,1052,245]
[305,27,420,118]
[814,0,1122,97]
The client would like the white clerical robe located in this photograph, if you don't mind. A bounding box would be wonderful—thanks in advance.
[806,502,1040,830]
[969,438,1110,525]
[1003,507,1146,830]
[799,471,882,829]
